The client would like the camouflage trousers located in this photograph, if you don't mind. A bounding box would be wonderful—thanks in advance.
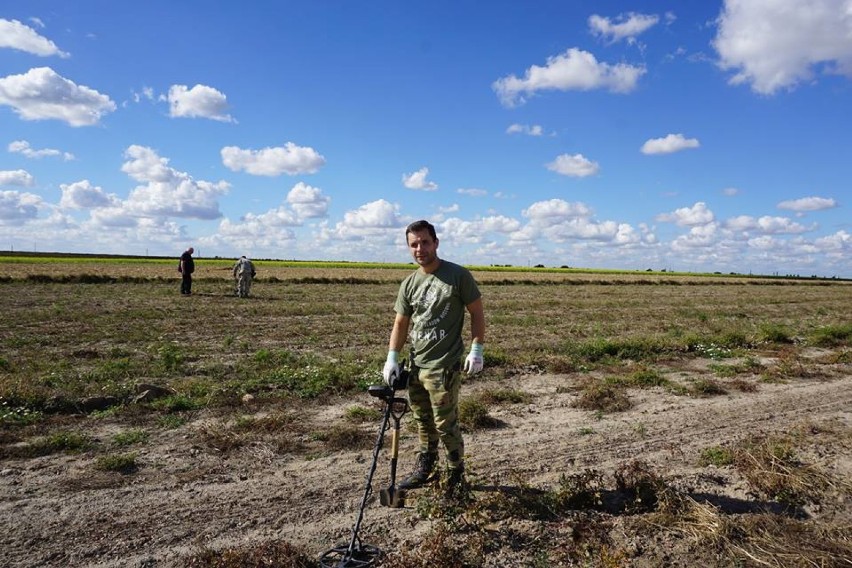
[235,272,252,297]
[408,363,464,469]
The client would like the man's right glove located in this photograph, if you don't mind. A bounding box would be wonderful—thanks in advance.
[382,350,400,386]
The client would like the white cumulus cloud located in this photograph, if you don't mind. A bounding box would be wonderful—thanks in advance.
[588,12,660,43]
[656,202,715,226]
[9,140,74,160]
[671,222,721,249]
[0,190,42,221]
[121,145,230,220]
[0,18,69,57]
[59,180,120,210]
[493,47,645,107]
[341,199,403,230]
[457,188,488,197]
[777,196,838,212]
[402,167,438,191]
[0,169,35,187]
[166,84,235,122]
[221,142,326,176]
[286,182,330,218]
[546,153,600,177]
[523,199,593,225]
[725,215,811,234]
[506,123,544,136]
[713,0,852,94]
[641,133,700,155]
[0,67,115,126]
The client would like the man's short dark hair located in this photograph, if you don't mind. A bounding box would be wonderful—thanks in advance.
[406,219,437,241]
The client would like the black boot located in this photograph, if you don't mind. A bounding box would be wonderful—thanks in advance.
[444,463,468,501]
[399,451,438,490]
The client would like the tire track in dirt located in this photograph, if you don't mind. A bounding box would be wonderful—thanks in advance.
[468,375,852,485]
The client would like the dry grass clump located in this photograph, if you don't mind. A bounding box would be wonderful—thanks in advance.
[318,423,373,451]
[233,411,304,433]
[198,412,313,455]
[468,469,606,523]
[652,492,852,568]
[343,404,382,423]
[689,378,728,397]
[384,522,490,568]
[760,348,815,383]
[613,460,665,514]
[571,379,632,413]
[726,377,758,392]
[725,515,852,567]
[649,489,731,547]
[458,397,499,430]
[732,434,837,506]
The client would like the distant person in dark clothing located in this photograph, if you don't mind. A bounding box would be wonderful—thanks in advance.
[179,247,195,295]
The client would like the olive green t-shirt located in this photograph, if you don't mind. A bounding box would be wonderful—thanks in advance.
[395,260,481,370]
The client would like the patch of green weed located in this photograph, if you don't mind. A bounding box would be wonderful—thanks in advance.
[157,414,186,429]
[27,431,92,457]
[759,323,794,344]
[477,388,531,405]
[690,379,727,396]
[699,446,734,467]
[809,323,852,347]
[94,452,138,474]
[344,405,381,423]
[627,368,669,387]
[112,429,148,446]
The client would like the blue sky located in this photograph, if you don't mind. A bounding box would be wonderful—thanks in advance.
[1,1,850,277]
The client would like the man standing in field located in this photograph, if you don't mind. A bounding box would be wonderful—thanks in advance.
[233,255,256,298]
[179,247,195,295]
[383,219,485,499]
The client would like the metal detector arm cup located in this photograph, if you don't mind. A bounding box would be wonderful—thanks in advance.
[367,385,394,400]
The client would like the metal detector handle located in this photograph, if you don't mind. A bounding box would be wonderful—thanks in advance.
[388,397,407,466]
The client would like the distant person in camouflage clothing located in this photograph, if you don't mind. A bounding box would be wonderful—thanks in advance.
[382,220,485,499]
[233,256,256,298]
[178,247,195,295]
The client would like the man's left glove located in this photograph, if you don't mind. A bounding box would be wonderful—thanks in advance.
[382,350,400,386]
[463,343,484,375]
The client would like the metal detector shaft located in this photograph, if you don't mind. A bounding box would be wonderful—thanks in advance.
[338,390,395,565]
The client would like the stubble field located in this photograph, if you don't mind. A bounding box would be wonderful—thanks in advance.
[1,259,850,567]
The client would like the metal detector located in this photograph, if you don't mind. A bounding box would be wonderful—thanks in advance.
[319,364,410,568]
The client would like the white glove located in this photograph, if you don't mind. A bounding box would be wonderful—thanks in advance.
[382,350,400,386]
[463,343,484,375]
